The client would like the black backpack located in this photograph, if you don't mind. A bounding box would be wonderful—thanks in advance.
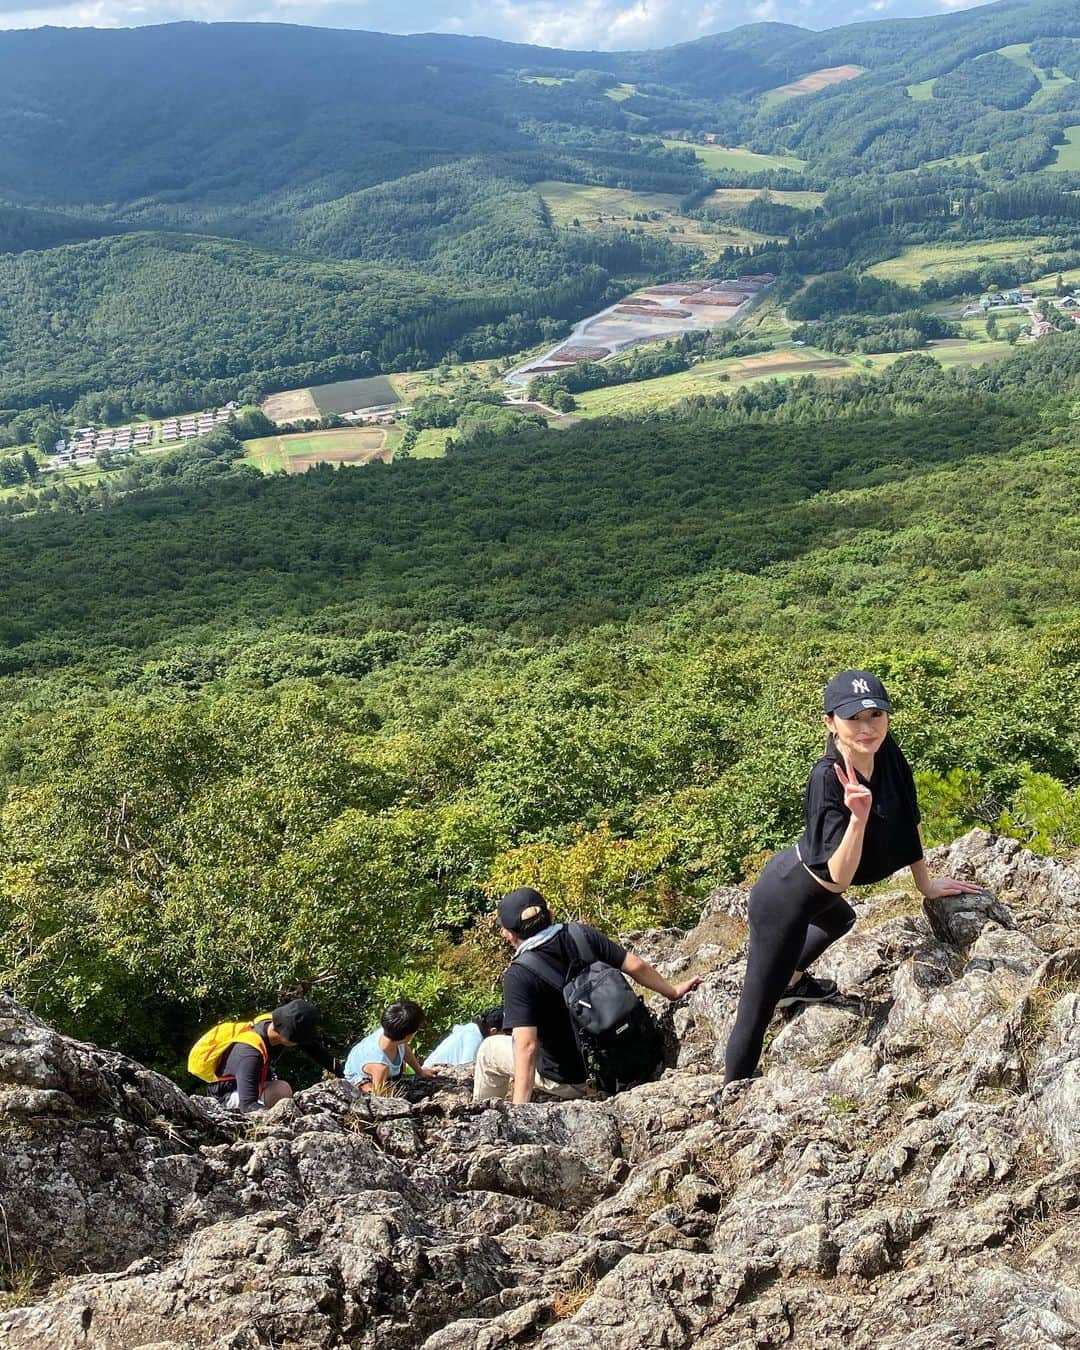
[516,924,665,1095]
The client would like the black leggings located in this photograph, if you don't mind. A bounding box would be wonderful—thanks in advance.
[724,847,856,1083]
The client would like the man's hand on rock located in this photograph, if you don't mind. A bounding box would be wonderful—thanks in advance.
[670,976,702,1000]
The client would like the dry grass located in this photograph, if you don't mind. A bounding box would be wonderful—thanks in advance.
[1016,969,1080,1072]
[550,1274,597,1320]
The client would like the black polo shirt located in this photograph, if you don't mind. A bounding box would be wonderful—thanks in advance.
[502,924,628,1084]
[798,732,923,887]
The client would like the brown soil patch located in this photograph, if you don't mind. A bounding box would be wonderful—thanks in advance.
[771,64,865,98]
[731,356,849,379]
[287,447,391,472]
[555,344,611,361]
[685,293,747,307]
[262,387,319,424]
[614,305,693,318]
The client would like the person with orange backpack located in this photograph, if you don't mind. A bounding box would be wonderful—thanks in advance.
[188,1000,340,1111]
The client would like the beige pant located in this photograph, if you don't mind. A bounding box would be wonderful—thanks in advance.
[472,1034,588,1103]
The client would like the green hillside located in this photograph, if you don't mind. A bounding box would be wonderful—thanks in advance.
[2,332,1078,1067]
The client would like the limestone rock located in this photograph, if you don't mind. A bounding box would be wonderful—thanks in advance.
[5,833,1080,1348]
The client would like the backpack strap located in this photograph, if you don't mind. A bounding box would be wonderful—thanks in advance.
[566,922,594,968]
[514,949,564,991]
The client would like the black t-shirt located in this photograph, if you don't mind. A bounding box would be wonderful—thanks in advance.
[502,924,628,1084]
[798,733,923,887]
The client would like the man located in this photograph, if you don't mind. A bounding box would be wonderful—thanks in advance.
[473,888,701,1105]
[201,999,339,1112]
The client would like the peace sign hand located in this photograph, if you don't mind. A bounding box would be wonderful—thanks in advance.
[834,757,872,824]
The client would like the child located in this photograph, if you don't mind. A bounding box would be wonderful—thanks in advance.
[424,1006,504,1068]
[344,999,439,1094]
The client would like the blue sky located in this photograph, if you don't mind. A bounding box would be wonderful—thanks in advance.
[0,0,999,47]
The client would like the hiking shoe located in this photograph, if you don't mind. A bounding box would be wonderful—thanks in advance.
[777,974,838,1008]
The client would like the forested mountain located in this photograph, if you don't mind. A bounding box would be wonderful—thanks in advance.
[0,1,1077,415]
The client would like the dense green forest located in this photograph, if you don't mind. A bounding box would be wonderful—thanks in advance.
[3,3,1080,1075]
[2,333,1078,1070]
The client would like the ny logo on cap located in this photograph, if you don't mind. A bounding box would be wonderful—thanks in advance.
[852,678,871,695]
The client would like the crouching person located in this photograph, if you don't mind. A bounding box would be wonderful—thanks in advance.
[473,887,701,1106]
[424,1006,504,1068]
[188,999,338,1112]
[344,999,440,1094]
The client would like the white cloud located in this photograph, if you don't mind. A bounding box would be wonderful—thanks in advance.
[0,0,1003,44]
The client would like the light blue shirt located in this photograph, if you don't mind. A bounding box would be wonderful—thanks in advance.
[344,1031,405,1086]
[424,1022,483,1067]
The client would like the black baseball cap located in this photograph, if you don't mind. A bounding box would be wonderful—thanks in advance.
[271,999,322,1046]
[498,887,551,936]
[823,670,893,720]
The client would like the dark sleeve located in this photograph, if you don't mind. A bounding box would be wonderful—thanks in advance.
[301,1039,340,1076]
[800,761,850,881]
[502,965,542,1032]
[222,1043,267,1112]
[579,924,628,969]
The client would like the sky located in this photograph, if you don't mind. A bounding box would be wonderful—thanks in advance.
[0,0,1001,47]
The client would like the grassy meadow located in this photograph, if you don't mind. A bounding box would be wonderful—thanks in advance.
[706,188,825,210]
[658,140,806,173]
[1048,126,1080,172]
[867,237,1054,285]
[534,180,774,252]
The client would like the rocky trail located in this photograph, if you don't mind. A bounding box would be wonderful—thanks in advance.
[4,830,1080,1348]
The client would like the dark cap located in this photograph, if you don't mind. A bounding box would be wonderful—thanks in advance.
[498,887,551,936]
[823,670,893,720]
[271,999,321,1046]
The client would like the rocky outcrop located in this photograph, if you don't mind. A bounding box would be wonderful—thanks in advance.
[4,830,1080,1347]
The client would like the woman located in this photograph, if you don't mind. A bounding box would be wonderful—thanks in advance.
[724,669,980,1084]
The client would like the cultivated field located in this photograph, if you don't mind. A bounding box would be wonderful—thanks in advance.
[262,387,320,423]
[310,376,398,417]
[706,188,825,210]
[867,237,1053,285]
[243,428,396,474]
[1048,125,1080,172]
[764,65,865,102]
[659,140,806,174]
[535,181,772,252]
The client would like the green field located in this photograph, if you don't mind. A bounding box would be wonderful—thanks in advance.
[659,140,806,173]
[534,180,774,253]
[1048,126,1080,172]
[998,43,1075,107]
[707,187,825,210]
[867,237,1053,285]
[243,426,399,474]
[571,348,852,415]
[519,75,571,86]
[872,339,1016,369]
[410,428,451,459]
[922,151,987,170]
[906,78,936,101]
[605,83,637,101]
